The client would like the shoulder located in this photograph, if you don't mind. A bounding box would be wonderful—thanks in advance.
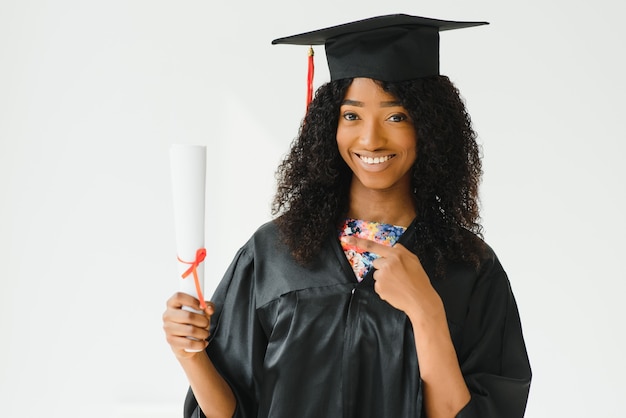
[436,232,517,332]
[474,237,508,287]
[237,219,306,282]
[211,221,285,308]
[240,219,284,257]
[434,230,510,303]
[251,219,280,240]
[226,219,348,307]
[455,228,506,279]
[216,220,281,285]
[460,235,516,312]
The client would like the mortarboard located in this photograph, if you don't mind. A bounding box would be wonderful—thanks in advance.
[272,14,488,106]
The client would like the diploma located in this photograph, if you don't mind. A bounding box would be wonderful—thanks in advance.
[170,144,207,319]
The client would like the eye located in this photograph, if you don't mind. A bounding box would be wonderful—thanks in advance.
[342,111,360,121]
[387,113,408,122]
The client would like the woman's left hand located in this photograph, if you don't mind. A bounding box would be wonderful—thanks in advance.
[341,236,445,321]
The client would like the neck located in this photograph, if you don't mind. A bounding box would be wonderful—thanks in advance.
[346,181,416,228]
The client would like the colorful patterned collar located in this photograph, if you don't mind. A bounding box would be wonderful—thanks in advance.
[338,218,407,281]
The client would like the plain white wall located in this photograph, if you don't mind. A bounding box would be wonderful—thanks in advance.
[1,1,624,417]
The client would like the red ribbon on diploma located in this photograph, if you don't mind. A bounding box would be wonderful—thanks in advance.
[177,248,207,310]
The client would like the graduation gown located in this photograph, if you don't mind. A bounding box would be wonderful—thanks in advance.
[184,220,531,418]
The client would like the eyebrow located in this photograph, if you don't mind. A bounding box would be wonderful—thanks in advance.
[341,99,403,107]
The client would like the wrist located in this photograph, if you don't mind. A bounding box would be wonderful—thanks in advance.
[176,348,208,363]
[406,293,446,330]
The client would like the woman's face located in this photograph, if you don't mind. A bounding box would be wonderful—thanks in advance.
[336,77,417,193]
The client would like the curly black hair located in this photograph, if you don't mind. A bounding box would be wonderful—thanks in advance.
[272,76,485,272]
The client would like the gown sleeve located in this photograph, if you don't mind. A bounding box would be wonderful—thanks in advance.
[184,246,266,418]
[454,252,532,418]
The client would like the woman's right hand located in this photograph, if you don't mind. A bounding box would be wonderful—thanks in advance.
[162,292,215,359]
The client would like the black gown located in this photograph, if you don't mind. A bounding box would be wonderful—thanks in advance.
[184,219,531,418]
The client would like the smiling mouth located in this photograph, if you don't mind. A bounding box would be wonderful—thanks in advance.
[357,154,395,164]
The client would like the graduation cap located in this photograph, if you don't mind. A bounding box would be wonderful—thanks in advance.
[272,14,488,106]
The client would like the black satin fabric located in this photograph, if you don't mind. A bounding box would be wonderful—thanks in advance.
[184,220,531,418]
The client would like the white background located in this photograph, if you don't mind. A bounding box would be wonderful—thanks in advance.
[1,1,624,417]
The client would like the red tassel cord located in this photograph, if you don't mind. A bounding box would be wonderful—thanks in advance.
[306,46,314,111]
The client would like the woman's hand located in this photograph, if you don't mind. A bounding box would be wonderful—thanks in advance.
[341,236,470,417]
[341,236,445,322]
[163,292,215,359]
[163,293,237,417]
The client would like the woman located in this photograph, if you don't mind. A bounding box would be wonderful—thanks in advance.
[163,14,531,418]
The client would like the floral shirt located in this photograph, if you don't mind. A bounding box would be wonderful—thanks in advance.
[338,218,407,281]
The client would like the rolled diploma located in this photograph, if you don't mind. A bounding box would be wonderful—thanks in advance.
[170,144,206,319]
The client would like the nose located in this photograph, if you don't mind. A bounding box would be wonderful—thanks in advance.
[359,120,386,150]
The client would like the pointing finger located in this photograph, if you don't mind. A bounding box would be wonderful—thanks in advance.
[341,236,395,256]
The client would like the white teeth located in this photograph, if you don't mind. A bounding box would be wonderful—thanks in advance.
[359,155,392,164]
